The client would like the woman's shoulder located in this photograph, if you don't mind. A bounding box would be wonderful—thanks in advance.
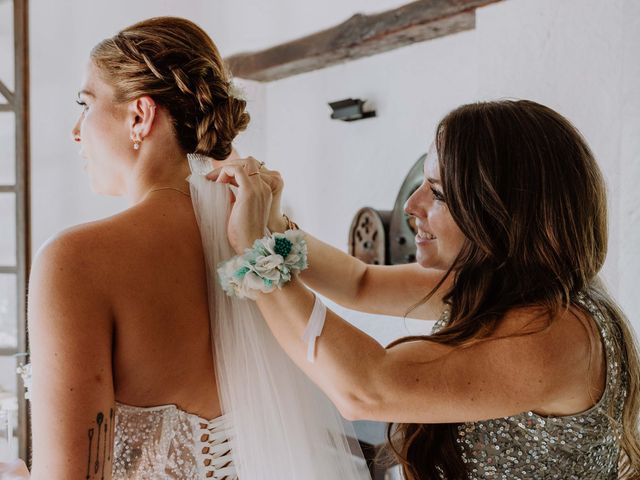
[28,222,115,335]
[494,302,602,384]
[496,302,597,338]
[487,303,600,381]
[34,220,113,276]
[35,200,190,266]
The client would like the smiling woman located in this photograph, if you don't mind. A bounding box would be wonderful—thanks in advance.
[404,144,466,272]
[212,99,640,480]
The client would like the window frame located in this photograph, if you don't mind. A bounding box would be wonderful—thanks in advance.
[0,0,31,461]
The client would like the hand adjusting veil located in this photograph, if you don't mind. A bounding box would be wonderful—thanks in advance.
[187,154,371,480]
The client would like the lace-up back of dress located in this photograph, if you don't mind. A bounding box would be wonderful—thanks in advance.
[112,402,237,479]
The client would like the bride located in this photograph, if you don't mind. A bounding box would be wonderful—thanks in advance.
[5,17,370,480]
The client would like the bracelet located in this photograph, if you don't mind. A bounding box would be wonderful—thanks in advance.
[282,213,299,231]
[218,230,308,299]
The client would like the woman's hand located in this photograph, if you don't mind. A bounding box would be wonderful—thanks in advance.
[206,156,273,254]
[209,157,287,233]
[0,459,30,479]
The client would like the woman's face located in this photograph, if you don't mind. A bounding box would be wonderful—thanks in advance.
[71,61,134,196]
[404,144,466,270]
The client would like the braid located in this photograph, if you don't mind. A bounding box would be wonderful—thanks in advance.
[91,16,250,160]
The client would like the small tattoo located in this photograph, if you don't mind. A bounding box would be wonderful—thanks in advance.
[86,428,94,480]
[95,412,104,474]
[101,422,107,479]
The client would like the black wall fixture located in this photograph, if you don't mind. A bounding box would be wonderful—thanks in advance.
[348,153,426,265]
[328,98,376,122]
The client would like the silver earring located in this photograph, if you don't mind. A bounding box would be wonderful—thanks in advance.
[133,140,141,150]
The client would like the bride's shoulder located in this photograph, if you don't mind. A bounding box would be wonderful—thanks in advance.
[36,204,159,258]
[33,201,195,279]
[28,222,116,332]
[32,214,138,283]
[36,221,104,259]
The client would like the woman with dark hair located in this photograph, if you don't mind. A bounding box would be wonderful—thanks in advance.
[212,99,640,479]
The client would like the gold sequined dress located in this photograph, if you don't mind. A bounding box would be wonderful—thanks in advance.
[431,292,627,479]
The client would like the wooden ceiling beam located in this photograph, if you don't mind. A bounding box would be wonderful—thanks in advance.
[225,0,502,82]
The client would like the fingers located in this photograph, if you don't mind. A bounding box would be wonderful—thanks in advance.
[259,171,282,192]
[208,156,264,177]
[210,164,260,190]
[206,156,283,197]
[208,164,274,209]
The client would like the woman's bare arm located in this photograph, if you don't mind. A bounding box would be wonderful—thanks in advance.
[256,278,595,424]
[28,228,115,480]
[296,232,450,320]
[213,159,450,320]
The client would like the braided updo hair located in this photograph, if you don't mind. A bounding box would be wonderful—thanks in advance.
[91,16,249,160]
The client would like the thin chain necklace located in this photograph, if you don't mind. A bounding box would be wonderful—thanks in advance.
[143,186,191,201]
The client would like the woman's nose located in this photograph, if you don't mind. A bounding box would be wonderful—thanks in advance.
[404,187,426,218]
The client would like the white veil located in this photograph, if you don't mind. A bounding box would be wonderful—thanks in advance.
[187,153,371,480]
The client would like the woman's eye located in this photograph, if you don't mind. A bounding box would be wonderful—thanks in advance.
[76,100,88,112]
[430,187,445,202]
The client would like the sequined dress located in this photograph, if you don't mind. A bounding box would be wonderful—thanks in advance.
[112,402,237,479]
[431,292,627,479]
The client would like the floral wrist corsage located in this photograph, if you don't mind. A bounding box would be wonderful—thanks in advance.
[218,230,308,299]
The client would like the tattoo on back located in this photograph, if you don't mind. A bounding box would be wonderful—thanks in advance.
[86,428,94,480]
[95,412,103,474]
[86,410,112,479]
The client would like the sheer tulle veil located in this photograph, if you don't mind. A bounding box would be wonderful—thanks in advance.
[187,154,371,479]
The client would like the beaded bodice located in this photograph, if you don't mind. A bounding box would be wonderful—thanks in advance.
[112,402,237,479]
[432,293,627,479]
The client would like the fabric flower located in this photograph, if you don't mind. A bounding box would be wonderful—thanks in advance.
[253,255,284,281]
[218,230,308,299]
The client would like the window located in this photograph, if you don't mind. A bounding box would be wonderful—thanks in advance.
[0,0,30,461]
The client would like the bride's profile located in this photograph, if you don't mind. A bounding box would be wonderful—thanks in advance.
[15,16,369,480]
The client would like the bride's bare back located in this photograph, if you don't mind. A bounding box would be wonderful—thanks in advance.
[28,15,250,478]
[27,191,221,479]
[106,192,220,419]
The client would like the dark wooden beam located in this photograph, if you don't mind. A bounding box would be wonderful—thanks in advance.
[225,0,502,82]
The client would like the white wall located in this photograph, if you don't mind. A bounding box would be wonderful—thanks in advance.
[618,1,640,328]
[28,0,640,345]
[475,0,639,315]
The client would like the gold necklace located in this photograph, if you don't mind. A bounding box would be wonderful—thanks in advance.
[144,187,191,200]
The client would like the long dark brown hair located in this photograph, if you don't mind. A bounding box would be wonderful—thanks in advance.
[384,100,640,479]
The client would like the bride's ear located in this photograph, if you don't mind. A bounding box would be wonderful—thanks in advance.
[128,96,157,142]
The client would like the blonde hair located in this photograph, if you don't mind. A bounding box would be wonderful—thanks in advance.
[91,16,249,159]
